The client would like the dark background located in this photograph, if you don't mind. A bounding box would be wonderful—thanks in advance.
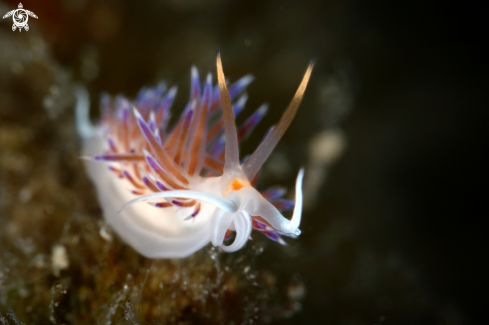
[1,0,487,323]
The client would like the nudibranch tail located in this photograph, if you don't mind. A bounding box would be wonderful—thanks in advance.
[74,85,98,140]
[79,53,313,258]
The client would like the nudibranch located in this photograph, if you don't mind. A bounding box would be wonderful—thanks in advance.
[76,53,314,258]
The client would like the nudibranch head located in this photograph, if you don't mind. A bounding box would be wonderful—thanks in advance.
[77,53,314,258]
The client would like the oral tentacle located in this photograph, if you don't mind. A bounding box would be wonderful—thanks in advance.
[211,211,236,247]
[220,211,252,252]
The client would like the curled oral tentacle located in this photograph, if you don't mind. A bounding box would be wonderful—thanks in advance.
[211,210,236,247]
[220,211,252,252]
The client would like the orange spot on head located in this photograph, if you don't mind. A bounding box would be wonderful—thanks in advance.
[223,178,251,196]
[231,179,245,191]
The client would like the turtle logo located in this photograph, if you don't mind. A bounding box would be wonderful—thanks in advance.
[2,3,38,32]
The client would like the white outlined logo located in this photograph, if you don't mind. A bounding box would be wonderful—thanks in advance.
[2,3,38,32]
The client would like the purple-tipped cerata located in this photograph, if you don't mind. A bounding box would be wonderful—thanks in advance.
[76,53,314,258]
